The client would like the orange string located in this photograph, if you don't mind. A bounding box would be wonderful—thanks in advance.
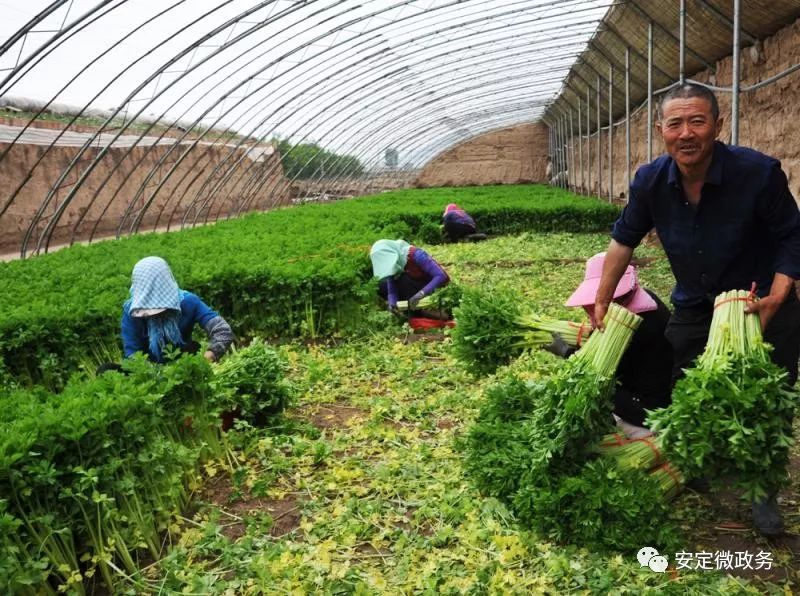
[600,432,628,447]
[639,437,662,461]
[713,296,754,309]
[714,284,758,309]
[657,462,682,486]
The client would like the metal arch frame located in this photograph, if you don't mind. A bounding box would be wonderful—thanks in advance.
[155,19,595,228]
[170,5,605,224]
[166,19,597,224]
[251,40,584,197]
[5,0,199,244]
[13,0,288,255]
[0,0,124,92]
[231,66,569,207]
[95,0,382,238]
[225,51,583,214]
[162,15,597,227]
[33,0,373,254]
[293,85,560,194]
[14,0,606,253]
[285,91,559,203]
[236,80,564,215]
[0,0,70,58]
[85,6,397,240]
[156,7,606,226]
[0,0,161,210]
[299,108,546,199]
[3,1,799,256]
[253,91,556,209]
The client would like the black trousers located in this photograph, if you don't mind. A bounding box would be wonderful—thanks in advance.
[665,292,800,386]
[443,221,476,242]
[613,385,672,427]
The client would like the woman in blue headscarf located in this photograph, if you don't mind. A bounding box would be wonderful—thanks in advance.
[369,239,449,314]
[120,256,234,363]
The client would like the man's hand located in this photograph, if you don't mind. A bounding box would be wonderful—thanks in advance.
[204,350,217,362]
[745,274,793,330]
[408,290,426,309]
[744,295,782,330]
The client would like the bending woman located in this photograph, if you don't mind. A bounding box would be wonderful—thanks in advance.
[369,239,449,314]
[442,203,477,242]
[121,256,235,363]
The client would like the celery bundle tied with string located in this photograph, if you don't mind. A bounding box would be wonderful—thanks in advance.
[648,289,796,501]
[451,286,592,375]
[464,304,689,550]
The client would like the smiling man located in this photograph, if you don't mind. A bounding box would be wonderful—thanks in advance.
[591,83,800,536]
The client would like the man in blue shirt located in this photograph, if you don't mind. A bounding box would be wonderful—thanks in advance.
[592,83,800,536]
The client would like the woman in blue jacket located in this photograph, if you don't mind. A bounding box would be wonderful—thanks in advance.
[120,256,234,363]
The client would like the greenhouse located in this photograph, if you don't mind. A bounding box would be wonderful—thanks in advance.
[2,0,800,593]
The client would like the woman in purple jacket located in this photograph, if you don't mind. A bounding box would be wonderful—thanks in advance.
[369,239,450,315]
[442,203,477,241]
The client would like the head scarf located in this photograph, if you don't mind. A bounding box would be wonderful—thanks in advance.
[369,239,411,279]
[129,256,184,359]
[444,203,460,215]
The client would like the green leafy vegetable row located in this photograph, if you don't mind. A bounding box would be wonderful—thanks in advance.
[0,185,619,389]
[0,346,291,594]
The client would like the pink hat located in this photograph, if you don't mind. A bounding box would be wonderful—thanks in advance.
[444,203,459,214]
[565,252,657,314]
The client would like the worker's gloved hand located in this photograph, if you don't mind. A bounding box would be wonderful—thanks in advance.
[408,290,426,309]
[543,332,573,358]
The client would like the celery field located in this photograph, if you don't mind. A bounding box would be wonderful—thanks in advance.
[145,235,798,594]
[2,186,800,593]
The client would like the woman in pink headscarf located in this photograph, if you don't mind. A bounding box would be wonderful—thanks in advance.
[546,252,673,433]
[442,203,477,241]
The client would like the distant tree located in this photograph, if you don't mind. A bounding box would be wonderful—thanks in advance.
[274,139,364,180]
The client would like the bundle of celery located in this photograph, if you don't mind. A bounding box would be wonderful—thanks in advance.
[394,283,463,312]
[213,339,293,425]
[598,432,666,472]
[465,302,642,492]
[647,289,796,501]
[465,304,688,550]
[512,458,683,552]
[450,286,592,375]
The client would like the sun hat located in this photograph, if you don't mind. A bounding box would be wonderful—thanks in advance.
[565,252,657,314]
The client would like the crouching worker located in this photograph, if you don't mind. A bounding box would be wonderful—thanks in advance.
[545,252,673,437]
[443,203,484,242]
[370,239,450,318]
[121,256,234,364]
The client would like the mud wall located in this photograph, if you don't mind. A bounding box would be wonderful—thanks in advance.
[0,135,289,253]
[568,17,800,202]
[415,121,550,187]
